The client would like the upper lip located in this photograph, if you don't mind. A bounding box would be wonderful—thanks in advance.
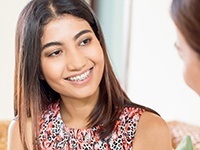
[65,67,93,79]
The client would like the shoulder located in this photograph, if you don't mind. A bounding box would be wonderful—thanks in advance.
[138,111,168,129]
[7,118,33,150]
[7,119,23,150]
[133,111,172,150]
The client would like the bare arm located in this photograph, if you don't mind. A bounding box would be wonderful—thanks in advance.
[7,118,33,150]
[7,119,23,150]
[132,111,173,150]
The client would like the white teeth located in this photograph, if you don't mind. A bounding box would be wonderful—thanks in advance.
[67,70,90,81]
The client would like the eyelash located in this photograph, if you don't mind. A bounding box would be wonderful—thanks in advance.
[80,38,92,46]
[46,37,92,57]
[48,50,62,57]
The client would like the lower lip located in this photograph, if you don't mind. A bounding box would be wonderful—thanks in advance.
[67,68,93,85]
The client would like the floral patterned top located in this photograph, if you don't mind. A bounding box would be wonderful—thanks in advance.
[38,102,144,150]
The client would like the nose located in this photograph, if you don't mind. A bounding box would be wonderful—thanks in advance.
[67,49,86,71]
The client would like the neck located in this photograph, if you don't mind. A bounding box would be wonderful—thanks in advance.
[60,90,99,129]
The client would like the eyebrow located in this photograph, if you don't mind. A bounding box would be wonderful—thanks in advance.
[42,41,63,50]
[42,29,92,50]
[74,29,92,40]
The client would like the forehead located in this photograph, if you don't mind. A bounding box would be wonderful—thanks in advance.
[44,14,90,31]
[41,14,92,42]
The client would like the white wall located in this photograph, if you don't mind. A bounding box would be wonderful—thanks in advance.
[127,0,200,126]
[0,1,28,120]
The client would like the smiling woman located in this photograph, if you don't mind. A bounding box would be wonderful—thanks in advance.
[40,15,104,102]
[7,0,172,149]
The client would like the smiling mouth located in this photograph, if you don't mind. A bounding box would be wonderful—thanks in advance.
[66,68,92,81]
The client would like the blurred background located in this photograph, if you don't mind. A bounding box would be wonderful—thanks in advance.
[1,0,200,126]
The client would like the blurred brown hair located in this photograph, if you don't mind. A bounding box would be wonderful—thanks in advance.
[171,0,200,57]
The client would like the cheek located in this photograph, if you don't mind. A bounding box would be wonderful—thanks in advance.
[183,66,193,86]
[41,61,64,80]
[183,64,200,92]
[177,50,184,60]
[182,50,200,87]
[95,51,104,65]
[88,45,104,65]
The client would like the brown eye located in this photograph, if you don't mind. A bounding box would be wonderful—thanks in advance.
[80,38,91,46]
[48,50,62,57]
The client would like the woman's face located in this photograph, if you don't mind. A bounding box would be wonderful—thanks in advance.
[175,27,200,95]
[40,14,104,101]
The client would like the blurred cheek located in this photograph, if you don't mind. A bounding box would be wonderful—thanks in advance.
[183,66,192,86]
[183,64,199,94]
[182,67,196,95]
[177,50,183,60]
[176,46,188,63]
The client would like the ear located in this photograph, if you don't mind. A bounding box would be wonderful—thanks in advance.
[39,68,45,80]
[39,74,45,80]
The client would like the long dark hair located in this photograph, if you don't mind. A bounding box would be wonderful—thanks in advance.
[171,0,200,57]
[15,0,157,149]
